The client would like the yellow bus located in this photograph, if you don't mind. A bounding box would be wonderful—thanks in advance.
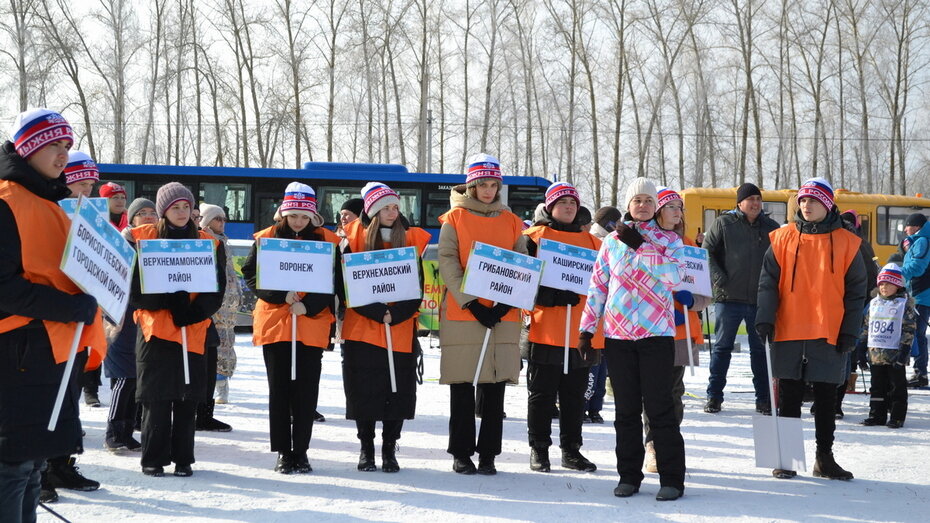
[680,187,930,264]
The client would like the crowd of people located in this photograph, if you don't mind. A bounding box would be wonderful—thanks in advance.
[0,108,925,522]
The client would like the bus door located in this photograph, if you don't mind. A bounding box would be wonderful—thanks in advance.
[256,192,283,231]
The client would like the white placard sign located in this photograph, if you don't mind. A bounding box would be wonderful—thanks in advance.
[59,197,137,324]
[537,238,597,295]
[256,238,335,294]
[678,245,712,297]
[59,197,110,220]
[138,239,218,294]
[461,241,543,310]
[343,247,421,307]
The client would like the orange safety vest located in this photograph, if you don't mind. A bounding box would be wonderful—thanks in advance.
[675,236,703,344]
[770,225,861,345]
[0,180,106,367]
[131,224,218,354]
[251,225,341,349]
[341,219,432,352]
[438,206,524,322]
[523,226,605,349]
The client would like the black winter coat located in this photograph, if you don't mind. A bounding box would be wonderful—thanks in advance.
[703,209,780,304]
[342,339,419,421]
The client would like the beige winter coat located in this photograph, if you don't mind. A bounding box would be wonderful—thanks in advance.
[438,187,527,385]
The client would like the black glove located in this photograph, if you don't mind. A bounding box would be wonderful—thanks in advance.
[857,359,869,371]
[836,334,857,354]
[615,222,645,251]
[70,294,98,324]
[168,291,189,317]
[577,332,597,362]
[535,286,558,307]
[354,303,389,323]
[553,290,581,307]
[491,303,513,320]
[466,300,500,329]
[756,323,774,343]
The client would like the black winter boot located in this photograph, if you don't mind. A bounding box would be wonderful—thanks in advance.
[358,440,377,472]
[196,400,232,432]
[39,468,59,503]
[46,456,100,491]
[813,450,853,480]
[530,447,550,472]
[561,447,597,472]
[477,455,496,475]
[382,440,400,473]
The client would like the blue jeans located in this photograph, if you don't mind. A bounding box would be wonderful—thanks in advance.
[584,354,609,414]
[706,302,769,403]
[0,459,44,523]
[914,304,929,377]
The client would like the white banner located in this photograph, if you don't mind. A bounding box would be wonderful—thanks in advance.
[343,246,421,307]
[678,245,712,297]
[461,241,543,310]
[256,238,334,294]
[59,197,137,324]
[138,239,218,294]
[59,197,109,220]
[537,238,597,295]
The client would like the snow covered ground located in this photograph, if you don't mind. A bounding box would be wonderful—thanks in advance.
[41,334,930,522]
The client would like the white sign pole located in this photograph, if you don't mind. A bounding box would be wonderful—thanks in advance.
[47,323,84,431]
[764,338,782,467]
[684,305,695,376]
[291,314,297,381]
[563,304,571,375]
[385,323,397,393]
[181,326,190,385]
[472,327,493,388]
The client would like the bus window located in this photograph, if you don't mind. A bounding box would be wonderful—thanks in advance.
[703,209,717,234]
[318,186,421,226]
[200,182,251,221]
[763,201,787,225]
[507,186,547,223]
[876,206,930,245]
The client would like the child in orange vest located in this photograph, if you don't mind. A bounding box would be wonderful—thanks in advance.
[240,182,340,474]
[341,182,431,473]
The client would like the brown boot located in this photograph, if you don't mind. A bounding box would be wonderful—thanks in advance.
[813,450,853,480]
[846,372,858,393]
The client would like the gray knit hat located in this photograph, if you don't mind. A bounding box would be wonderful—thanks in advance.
[155,182,195,217]
[127,198,155,222]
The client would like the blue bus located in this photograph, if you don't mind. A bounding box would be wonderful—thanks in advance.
[98,162,551,240]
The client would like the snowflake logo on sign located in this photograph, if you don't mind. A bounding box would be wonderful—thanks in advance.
[160,240,169,249]
[493,248,501,257]
[195,240,204,247]
[261,239,268,247]
[363,253,372,261]
[184,244,191,250]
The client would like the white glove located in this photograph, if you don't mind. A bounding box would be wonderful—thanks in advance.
[290,301,307,316]
[285,291,298,304]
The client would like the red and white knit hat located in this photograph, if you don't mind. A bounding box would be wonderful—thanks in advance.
[545,181,580,210]
[465,153,503,187]
[797,177,834,211]
[280,182,318,217]
[64,150,99,185]
[10,108,73,159]
[656,186,682,209]
[877,263,905,288]
[99,181,126,198]
[362,182,400,217]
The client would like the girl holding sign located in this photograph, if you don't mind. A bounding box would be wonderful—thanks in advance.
[341,182,431,473]
[128,182,226,478]
[578,178,687,501]
[522,182,602,474]
[641,187,711,473]
[240,182,341,475]
[437,153,527,476]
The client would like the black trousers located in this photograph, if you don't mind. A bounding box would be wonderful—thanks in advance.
[447,381,506,458]
[106,377,137,445]
[605,337,685,490]
[778,379,836,452]
[527,362,588,449]
[82,366,101,394]
[140,399,197,467]
[868,365,909,423]
[197,345,219,423]
[356,419,403,443]
[262,342,323,453]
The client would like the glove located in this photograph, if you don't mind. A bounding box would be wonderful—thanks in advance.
[674,290,694,308]
[615,222,645,251]
[577,332,596,362]
[290,302,307,316]
[756,323,774,342]
[466,300,500,329]
[836,334,857,354]
[168,291,190,321]
[491,303,513,320]
[535,286,558,307]
[70,294,98,324]
[285,291,299,304]
[553,290,581,307]
[674,309,686,326]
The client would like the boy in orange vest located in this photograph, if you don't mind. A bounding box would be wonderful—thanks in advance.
[0,108,100,520]
[756,177,866,481]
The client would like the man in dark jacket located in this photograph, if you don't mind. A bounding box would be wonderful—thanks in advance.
[702,183,780,414]
[0,108,99,522]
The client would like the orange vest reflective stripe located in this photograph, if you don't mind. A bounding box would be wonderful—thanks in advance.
[675,236,703,344]
[0,181,106,366]
[130,224,218,354]
[770,225,861,345]
[438,207,524,322]
[523,226,605,349]
[341,219,431,352]
[250,225,341,349]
